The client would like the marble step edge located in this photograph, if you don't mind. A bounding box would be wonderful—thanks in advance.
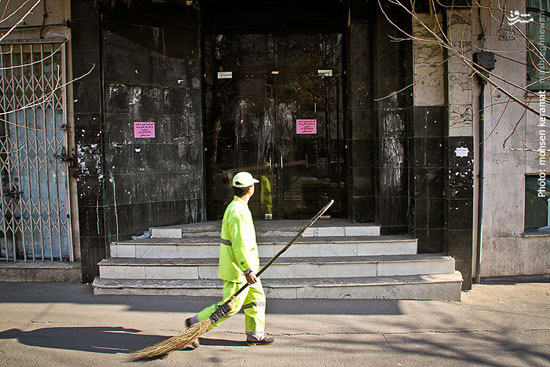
[151,226,381,239]
[111,237,418,259]
[152,220,380,231]
[93,271,463,289]
[98,254,454,267]
[114,235,417,246]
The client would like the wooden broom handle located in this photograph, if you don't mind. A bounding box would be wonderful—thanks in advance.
[232,199,334,299]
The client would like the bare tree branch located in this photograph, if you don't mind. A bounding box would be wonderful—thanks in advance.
[379,0,550,118]
[377,0,550,154]
[0,0,33,24]
[0,0,41,42]
[0,63,96,118]
[0,41,67,71]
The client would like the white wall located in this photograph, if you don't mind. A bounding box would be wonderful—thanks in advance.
[413,14,445,106]
[475,0,550,276]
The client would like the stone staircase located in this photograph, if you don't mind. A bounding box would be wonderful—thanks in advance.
[92,220,463,300]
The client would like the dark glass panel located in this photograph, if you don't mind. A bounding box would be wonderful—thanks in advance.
[204,34,345,220]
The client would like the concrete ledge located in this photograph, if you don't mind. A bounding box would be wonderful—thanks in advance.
[150,220,382,239]
[480,274,550,284]
[151,228,182,239]
[111,236,418,259]
[92,272,463,300]
[0,262,82,282]
[98,255,456,280]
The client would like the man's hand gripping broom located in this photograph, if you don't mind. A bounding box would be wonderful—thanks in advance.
[130,199,334,360]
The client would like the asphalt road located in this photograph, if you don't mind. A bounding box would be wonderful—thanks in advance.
[0,280,549,367]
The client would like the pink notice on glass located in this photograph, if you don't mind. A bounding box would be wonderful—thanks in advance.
[134,122,155,138]
[296,119,317,134]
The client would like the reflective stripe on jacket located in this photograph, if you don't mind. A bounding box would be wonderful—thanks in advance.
[218,196,260,282]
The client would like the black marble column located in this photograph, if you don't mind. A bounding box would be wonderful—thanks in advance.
[71,0,105,282]
[71,1,204,282]
[444,136,474,289]
[372,6,410,235]
[408,106,446,253]
[348,2,376,223]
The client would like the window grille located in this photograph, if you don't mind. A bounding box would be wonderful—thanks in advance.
[0,41,74,261]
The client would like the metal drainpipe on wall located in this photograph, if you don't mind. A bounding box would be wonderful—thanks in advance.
[476,78,485,284]
[473,51,496,284]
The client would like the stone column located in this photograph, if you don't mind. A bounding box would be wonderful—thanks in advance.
[444,8,475,290]
[410,14,446,253]
[348,3,376,223]
[373,6,410,235]
[71,1,203,282]
[71,0,105,282]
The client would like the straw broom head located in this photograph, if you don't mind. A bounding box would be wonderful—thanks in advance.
[130,318,212,360]
[129,296,237,360]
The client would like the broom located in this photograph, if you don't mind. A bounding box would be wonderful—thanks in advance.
[130,199,334,360]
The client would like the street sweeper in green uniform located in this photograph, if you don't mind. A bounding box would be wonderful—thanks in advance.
[185,171,275,347]
[131,195,333,360]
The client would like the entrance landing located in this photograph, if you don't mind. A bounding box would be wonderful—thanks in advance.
[95,219,463,300]
[150,219,381,239]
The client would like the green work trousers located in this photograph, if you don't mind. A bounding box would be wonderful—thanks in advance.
[196,279,266,340]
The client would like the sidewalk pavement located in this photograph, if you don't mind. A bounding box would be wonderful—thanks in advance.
[0,280,549,367]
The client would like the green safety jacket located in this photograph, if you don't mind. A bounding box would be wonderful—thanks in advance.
[218,196,260,282]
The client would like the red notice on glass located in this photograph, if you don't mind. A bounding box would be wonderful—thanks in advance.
[296,119,317,134]
[134,122,155,138]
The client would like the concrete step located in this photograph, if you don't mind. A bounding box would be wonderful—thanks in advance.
[92,271,463,300]
[110,236,418,259]
[98,255,455,280]
[0,261,82,282]
[150,219,381,239]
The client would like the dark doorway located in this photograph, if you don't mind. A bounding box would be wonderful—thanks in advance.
[202,1,347,220]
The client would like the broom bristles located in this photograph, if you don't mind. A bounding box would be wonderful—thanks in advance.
[130,294,237,360]
[130,318,213,360]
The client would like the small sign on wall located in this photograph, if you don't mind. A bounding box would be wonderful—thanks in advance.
[217,71,233,79]
[134,122,155,138]
[499,29,515,40]
[455,147,469,157]
[296,119,317,135]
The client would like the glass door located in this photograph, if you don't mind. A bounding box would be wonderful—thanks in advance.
[204,33,345,220]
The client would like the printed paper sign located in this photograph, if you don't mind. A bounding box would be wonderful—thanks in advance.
[217,71,233,79]
[455,147,469,157]
[134,122,155,138]
[296,119,317,135]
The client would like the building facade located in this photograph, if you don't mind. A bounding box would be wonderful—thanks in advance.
[0,0,548,288]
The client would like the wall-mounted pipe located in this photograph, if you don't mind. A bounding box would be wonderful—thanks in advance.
[476,79,485,284]
[473,51,495,283]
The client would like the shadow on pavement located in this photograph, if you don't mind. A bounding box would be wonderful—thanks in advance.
[0,282,403,315]
[308,308,550,367]
[480,275,550,285]
[197,337,246,347]
[0,326,165,354]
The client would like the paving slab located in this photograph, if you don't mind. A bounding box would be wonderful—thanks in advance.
[0,280,549,366]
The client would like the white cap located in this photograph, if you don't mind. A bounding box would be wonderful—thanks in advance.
[232,172,259,188]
